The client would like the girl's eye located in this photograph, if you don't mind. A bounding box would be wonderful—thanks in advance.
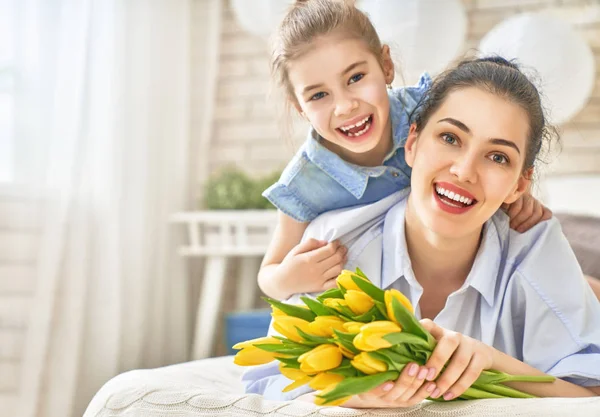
[309,91,327,101]
[489,153,509,165]
[349,73,364,84]
[441,133,458,145]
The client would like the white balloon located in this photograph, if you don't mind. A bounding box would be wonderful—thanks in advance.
[479,13,596,125]
[357,0,467,82]
[230,0,294,38]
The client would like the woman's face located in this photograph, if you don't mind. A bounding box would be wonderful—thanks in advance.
[405,87,532,240]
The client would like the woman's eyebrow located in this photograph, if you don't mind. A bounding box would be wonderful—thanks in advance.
[438,117,521,154]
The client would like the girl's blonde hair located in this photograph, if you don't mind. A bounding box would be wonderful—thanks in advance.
[270,0,384,104]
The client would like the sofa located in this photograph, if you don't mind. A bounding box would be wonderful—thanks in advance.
[83,356,600,417]
[83,211,600,417]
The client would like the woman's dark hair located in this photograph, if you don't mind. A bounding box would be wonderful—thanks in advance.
[413,56,559,171]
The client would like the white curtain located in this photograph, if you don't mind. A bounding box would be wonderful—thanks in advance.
[12,1,193,416]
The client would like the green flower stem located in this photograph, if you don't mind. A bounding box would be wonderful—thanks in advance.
[472,382,537,399]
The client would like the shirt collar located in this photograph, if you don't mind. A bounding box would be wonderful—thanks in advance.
[381,196,504,307]
[304,89,408,199]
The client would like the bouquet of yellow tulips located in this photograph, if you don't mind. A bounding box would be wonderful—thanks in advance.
[233,269,554,406]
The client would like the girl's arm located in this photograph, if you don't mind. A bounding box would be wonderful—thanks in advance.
[258,211,347,300]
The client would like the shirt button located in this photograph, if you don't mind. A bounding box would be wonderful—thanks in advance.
[392,172,399,177]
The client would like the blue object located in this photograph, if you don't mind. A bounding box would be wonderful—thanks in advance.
[225,309,271,355]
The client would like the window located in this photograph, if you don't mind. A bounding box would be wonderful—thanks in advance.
[0,0,16,183]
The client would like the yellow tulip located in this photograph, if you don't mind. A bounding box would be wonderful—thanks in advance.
[342,321,364,334]
[344,290,374,315]
[309,372,345,390]
[308,316,346,337]
[272,315,312,343]
[232,336,281,350]
[298,344,343,373]
[233,346,280,366]
[279,363,313,392]
[337,270,369,292]
[279,363,309,381]
[353,321,401,352]
[233,336,283,366]
[351,352,388,375]
[323,298,348,313]
[385,289,414,323]
[314,384,352,407]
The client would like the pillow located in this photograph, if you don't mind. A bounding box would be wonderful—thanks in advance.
[556,213,600,279]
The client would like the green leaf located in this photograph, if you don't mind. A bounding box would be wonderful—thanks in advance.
[316,288,344,301]
[391,297,435,347]
[316,371,399,404]
[254,343,310,356]
[300,296,340,317]
[276,357,300,368]
[351,305,385,323]
[368,351,408,373]
[332,330,360,356]
[295,327,333,345]
[374,300,390,320]
[375,348,415,366]
[352,276,385,303]
[355,267,369,280]
[262,297,316,322]
[383,331,432,350]
[329,359,359,377]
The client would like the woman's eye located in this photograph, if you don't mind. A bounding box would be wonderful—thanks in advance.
[310,91,326,101]
[490,153,509,164]
[441,133,457,145]
[349,73,364,84]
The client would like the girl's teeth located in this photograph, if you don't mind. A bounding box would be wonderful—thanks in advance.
[340,116,370,132]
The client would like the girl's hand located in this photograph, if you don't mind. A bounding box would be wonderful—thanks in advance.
[420,319,494,401]
[277,238,347,295]
[502,192,552,233]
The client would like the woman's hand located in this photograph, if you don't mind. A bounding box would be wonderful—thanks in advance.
[420,319,494,401]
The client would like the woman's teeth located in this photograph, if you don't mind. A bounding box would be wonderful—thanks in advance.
[435,185,474,206]
[339,115,372,137]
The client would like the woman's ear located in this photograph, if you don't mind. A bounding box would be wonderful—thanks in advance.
[381,44,395,85]
[503,168,533,205]
[404,123,419,168]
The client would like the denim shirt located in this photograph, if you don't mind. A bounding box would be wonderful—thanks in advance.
[262,73,431,222]
[242,190,600,401]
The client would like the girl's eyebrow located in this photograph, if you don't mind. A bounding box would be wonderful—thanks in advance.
[301,61,367,95]
[437,117,521,155]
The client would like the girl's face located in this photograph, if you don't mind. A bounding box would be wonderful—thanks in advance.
[287,35,394,164]
[405,87,532,240]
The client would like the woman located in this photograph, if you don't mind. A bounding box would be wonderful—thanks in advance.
[243,57,600,407]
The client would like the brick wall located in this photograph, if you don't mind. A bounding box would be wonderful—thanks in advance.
[199,0,600,186]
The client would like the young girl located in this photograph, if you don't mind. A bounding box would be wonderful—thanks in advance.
[259,0,551,301]
[245,56,600,406]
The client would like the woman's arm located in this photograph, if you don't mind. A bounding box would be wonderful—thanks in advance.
[490,347,599,397]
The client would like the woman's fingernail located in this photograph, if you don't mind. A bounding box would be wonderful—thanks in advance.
[427,383,436,393]
[431,388,441,398]
[426,368,436,381]
[444,392,454,401]
[382,383,394,392]
[408,363,418,376]
[417,368,428,380]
